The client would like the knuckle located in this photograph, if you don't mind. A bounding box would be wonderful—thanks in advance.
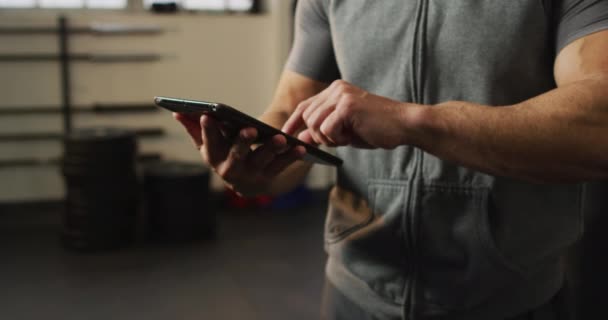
[334,80,351,93]
[304,109,317,125]
[338,97,356,113]
[220,170,238,184]
[342,93,356,104]
[302,103,314,119]
[295,102,304,111]
[310,114,323,129]
[332,79,346,87]
[296,100,309,112]
[304,114,316,128]
[320,122,332,137]
[215,165,230,179]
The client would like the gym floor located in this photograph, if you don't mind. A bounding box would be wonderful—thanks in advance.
[0,195,328,320]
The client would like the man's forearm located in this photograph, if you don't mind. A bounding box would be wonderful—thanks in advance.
[409,78,608,183]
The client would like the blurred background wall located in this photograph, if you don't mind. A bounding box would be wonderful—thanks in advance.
[0,5,331,320]
[0,0,334,202]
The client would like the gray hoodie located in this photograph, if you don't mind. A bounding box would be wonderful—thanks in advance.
[287,1,608,319]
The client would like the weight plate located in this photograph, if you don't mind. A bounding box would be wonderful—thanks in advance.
[142,160,214,242]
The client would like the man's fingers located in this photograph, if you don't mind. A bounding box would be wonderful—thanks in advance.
[297,130,318,146]
[228,128,258,163]
[218,127,258,179]
[264,145,307,178]
[282,89,329,134]
[282,100,309,135]
[305,99,339,146]
[302,84,340,121]
[282,83,341,135]
[174,112,203,147]
[200,115,230,166]
[248,134,288,169]
[320,110,350,146]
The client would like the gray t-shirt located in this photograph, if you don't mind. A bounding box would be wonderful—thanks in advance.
[287,0,608,84]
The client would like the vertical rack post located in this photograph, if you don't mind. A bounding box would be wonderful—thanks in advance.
[58,16,72,133]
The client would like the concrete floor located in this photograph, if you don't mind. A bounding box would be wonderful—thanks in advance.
[0,198,328,320]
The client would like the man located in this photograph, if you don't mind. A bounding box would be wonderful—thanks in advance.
[175,1,608,319]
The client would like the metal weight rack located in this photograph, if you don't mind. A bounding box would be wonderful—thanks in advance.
[0,16,167,169]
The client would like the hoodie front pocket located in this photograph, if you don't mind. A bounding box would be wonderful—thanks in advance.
[324,186,376,244]
[324,181,411,304]
[417,183,524,311]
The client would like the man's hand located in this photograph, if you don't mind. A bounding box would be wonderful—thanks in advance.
[282,80,421,149]
[174,113,306,196]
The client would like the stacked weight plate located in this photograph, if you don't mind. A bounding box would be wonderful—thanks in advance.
[61,128,139,251]
[143,161,214,242]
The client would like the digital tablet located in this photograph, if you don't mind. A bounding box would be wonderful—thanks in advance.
[154,96,343,166]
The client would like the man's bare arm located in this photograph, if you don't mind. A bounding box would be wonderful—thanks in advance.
[283,30,608,183]
[411,30,608,183]
[258,70,329,195]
